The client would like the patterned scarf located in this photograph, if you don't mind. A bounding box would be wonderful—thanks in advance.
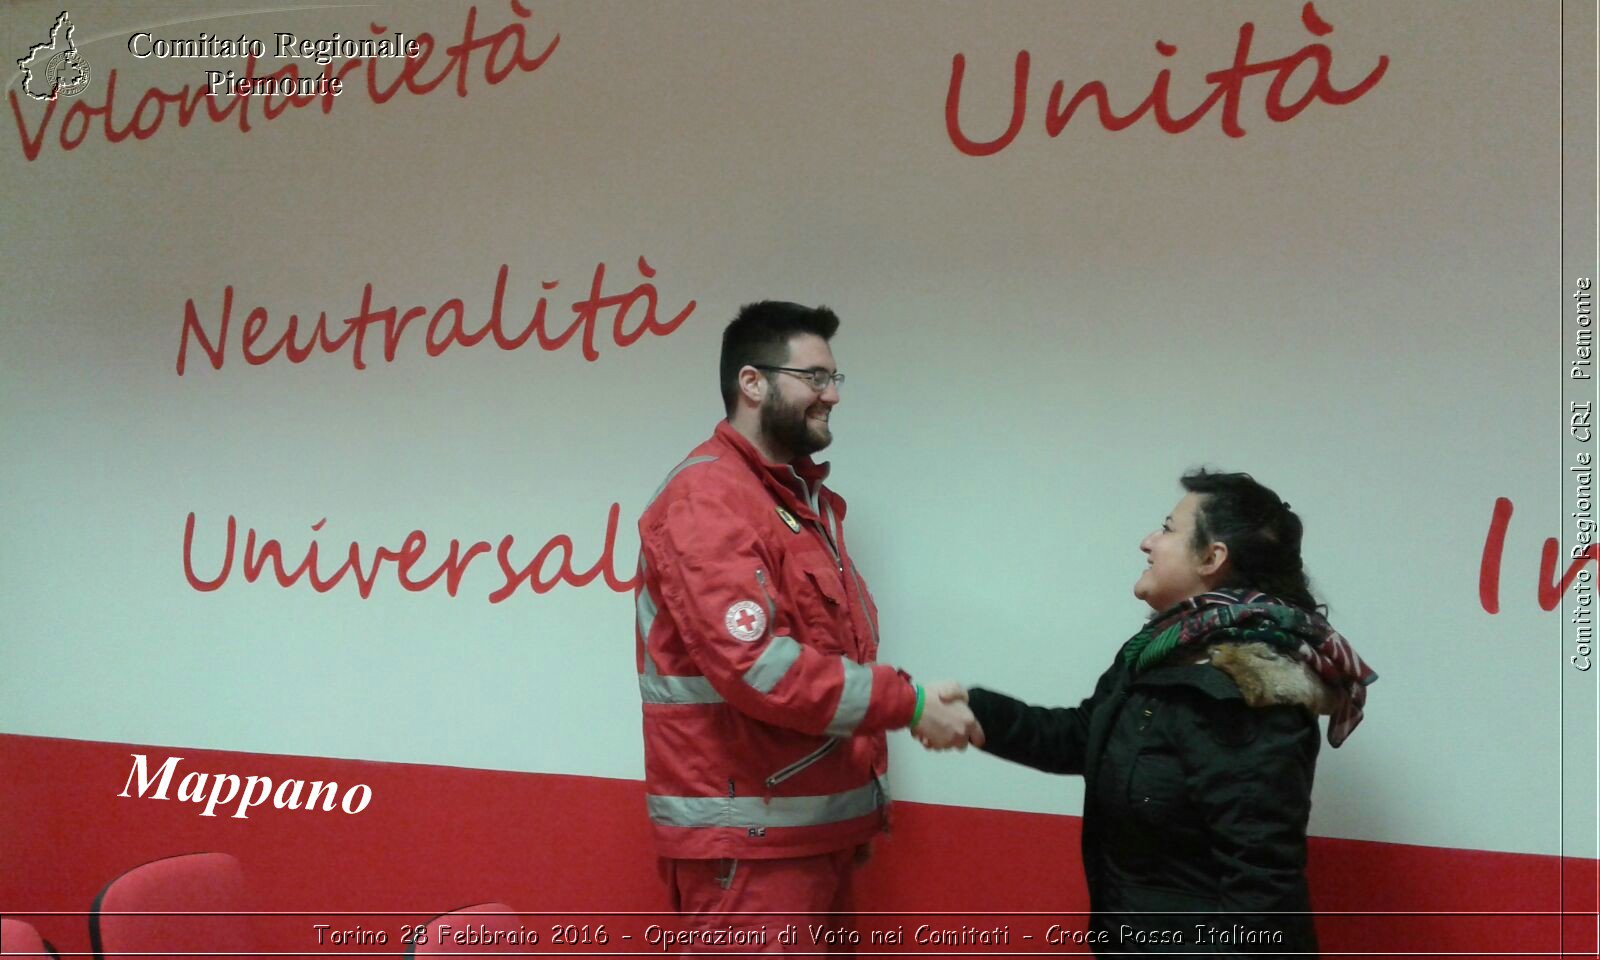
[1121,589,1378,747]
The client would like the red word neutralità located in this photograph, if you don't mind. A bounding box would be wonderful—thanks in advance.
[945,2,1388,156]
[175,256,694,373]
[10,2,557,161]
[182,506,638,604]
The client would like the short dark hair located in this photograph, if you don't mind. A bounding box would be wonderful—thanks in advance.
[1180,468,1325,615]
[719,301,840,415]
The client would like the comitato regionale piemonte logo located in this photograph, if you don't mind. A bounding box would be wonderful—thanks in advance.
[17,11,92,101]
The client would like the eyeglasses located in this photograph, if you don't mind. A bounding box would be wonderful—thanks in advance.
[753,365,846,391]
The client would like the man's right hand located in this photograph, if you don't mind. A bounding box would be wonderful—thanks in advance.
[912,683,985,750]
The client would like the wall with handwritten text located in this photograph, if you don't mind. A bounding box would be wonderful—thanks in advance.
[3,0,1593,953]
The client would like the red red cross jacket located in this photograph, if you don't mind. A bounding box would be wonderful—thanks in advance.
[635,421,919,859]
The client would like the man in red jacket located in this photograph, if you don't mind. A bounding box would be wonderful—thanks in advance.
[635,301,979,947]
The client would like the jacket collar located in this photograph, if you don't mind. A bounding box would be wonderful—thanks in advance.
[1205,642,1339,714]
[1134,642,1338,715]
[712,420,833,521]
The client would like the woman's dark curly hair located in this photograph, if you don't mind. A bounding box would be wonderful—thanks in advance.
[1181,468,1324,615]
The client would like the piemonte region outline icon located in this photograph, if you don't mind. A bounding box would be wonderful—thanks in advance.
[18,11,91,101]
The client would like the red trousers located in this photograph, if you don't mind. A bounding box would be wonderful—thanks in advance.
[659,849,860,954]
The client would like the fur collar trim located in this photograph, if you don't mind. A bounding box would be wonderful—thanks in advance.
[1206,642,1340,715]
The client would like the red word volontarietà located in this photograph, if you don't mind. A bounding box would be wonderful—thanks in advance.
[11,3,556,161]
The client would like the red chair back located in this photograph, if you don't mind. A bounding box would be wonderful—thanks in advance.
[90,852,254,960]
[2,918,59,958]
[412,903,522,956]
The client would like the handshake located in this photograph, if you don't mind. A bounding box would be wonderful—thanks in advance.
[911,681,984,750]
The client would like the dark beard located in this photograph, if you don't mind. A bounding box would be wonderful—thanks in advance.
[760,392,829,460]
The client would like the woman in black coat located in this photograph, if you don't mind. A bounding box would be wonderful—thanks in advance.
[944,470,1376,957]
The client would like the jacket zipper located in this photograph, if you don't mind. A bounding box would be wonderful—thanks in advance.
[816,526,842,570]
[754,568,775,623]
[755,534,854,801]
[845,561,880,650]
[755,566,841,800]
[764,737,841,797]
[817,503,880,651]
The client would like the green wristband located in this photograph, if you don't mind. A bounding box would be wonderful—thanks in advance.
[911,683,926,728]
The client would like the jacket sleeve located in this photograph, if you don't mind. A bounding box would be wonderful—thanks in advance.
[967,658,1121,775]
[1175,696,1320,955]
[643,486,918,736]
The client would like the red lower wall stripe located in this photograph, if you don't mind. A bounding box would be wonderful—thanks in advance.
[2,733,1594,958]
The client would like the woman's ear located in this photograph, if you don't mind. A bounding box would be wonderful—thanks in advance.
[1198,541,1230,579]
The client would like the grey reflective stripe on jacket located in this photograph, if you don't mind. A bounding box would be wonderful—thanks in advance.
[639,673,724,704]
[636,554,659,676]
[637,455,718,675]
[638,638,873,728]
[826,658,874,736]
[637,633,803,705]
[743,634,801,693]
[646,781,881,829]
[646,455,719,511]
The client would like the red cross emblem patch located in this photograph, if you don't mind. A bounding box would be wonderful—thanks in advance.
[724,600,766,642]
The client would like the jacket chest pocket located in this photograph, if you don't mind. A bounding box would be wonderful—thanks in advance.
[804,561,847,607]
[784,560,864,662]
[790,559,854,651]
[1125,750,1186,825]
